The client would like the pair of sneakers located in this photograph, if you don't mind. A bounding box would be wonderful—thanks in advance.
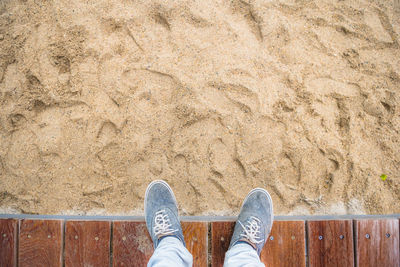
[144,180,273,255]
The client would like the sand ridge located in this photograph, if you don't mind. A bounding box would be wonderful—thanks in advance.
[0,0,399,215]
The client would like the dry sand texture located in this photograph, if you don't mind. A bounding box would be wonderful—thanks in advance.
[0,0,399,215]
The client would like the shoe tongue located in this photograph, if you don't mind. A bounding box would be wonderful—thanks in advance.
[247,217,260,225]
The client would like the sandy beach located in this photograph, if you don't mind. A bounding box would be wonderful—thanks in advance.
[0,0,399,215]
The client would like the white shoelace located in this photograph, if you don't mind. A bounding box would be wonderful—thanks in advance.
[153,210,178,237]
[238,216,264,244]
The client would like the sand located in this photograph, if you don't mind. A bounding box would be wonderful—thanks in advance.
[0,0,399,215]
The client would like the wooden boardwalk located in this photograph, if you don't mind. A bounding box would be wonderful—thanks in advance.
[0,218,399,266]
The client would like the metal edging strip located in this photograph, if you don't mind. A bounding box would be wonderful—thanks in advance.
[0,213,399,221]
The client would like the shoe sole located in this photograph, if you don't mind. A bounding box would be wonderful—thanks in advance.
[144,180,178,217]
[241,188,274,233]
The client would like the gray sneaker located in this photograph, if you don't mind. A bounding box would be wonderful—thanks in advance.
[228,188,274,255]
[144,180,186,248]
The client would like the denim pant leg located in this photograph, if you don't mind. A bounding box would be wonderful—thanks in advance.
[223,243,265,267]
[147,236,193,267]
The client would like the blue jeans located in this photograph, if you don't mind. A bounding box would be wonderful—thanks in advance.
[148,236,265,267]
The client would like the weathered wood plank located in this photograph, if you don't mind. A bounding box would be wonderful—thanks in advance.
[113,221,207,266]
[18,219,62,267]
[112,221,153,267]
[211,221,235,267]
[262,220,306,267]
[182,221,208,267]
[65,220,111,267]
[356,219,399,267]
[212,221,305,267]
[0,219,18,267]
[308,220,354,267]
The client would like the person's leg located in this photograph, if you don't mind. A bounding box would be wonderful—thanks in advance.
[148,236,192,267]
[223,188,274,267]
[145,180,193,267]
[224,243,264,267]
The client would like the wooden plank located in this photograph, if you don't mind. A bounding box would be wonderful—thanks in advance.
[0,219,18,267]
[356,219,399,267]
[212,221,305,267]
[18,219,62,267]
[112,221,153,267]
[308,220,354,267]
[211,221,235,267]
[182,221,208,267]
[65,220,111,267]
[262,221,306,267]
[113,221,207,266]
